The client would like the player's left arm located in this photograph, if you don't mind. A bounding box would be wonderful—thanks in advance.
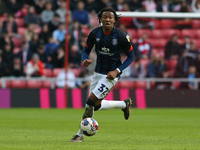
[107,34,135,80]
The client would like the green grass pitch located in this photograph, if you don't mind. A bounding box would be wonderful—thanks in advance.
[0,108,200,150]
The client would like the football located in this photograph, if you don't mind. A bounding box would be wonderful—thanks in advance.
[80,118,99,136]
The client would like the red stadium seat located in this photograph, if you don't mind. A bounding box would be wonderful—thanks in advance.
[43,68,52,77]
[136,29,151,38]
[71,68,81,77]
[152,19,161,29]
[192,39,200,49]
[13,47,21,54]
[27,80,42,88]
[172,81,181,89]
[21,8,28,17]
[181,29,196,39]
[113,82,120,89]
[157,39,167,48]
[119,81,135,89]
[160,19,175,29]
[127,29,136,38]
[131,38,137,44]
[192,19,200,29]
[18,27,27,38]
[151,29,164,39]
[12,38,22,47]
[11,80,26,88]
[150,81,155,89]
[177,39,184,45]
[148,39,158,48]
[42,81,52,88]
[15,18,25,27]
[135,81,147,89]
[167,59,178,70]
[194,29,200,39]
[0,80,11,88]
[163,29,181,39]
[53,68,62,77]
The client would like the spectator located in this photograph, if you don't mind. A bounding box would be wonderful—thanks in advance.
[70,0,79,11]
[130,57,146,78]
[142,0,157,12]
[85,0,97,13]
[187,42,199,64]
[78,33,87,52]
[180,65,199,90]
[2,43,14,75]
[29,33,41,53]
[44,36,58,56]
[165,34,181,60]
[191,0,200,12]
[134,32,152,59]
[6,0,22,17]
[155,68,174,89]
[52,23,66,44]
[24,6,40,26]
[37,44,53,69]
[147,53,166,77]
[156,0,173,12]
[173,0,191,12]
[69,20,83,46]
[52,46,65,68]
[181,36,191,52]
[0,20,3,38]
[112,0,124,11]
[95,0,111,13]
[129,0,143,11]
[34,0,46,15]
[26,53,44,77]
[24,24,35,42]
[72,1,90,29]
[10,56,24,77]
[17,42,33,66]
[39,24,51,44]
[0,54,7,77]
[76,70,91,89]
[56,68,76,88]
[0,31,14,53]
[56,0,67,23]
[2,14,17,38]
[69,44,81,68]
[41,2,54,24]
[48,13,60,34]
[195,53,200,75]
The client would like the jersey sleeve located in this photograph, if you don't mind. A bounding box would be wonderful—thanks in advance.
[81,30,96,62]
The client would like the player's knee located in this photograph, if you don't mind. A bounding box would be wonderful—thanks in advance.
[94,104,101,111]
[86,98,96,107]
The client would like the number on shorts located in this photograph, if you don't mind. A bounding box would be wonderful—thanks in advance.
[98,84,109,95]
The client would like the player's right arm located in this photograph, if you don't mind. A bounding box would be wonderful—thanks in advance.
[82,30,96,67]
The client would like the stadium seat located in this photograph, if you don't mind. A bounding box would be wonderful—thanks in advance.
[119,81,135,89]
[192,39,200,49]
[113,82,120,89]
[27,80,42,88]
[18,27,27,38]
[150,81,155,89]
[21,8,28,17]
[148,39,158,48]
[71,68,81,77]
[194,29,200,39]
[13,47,21,54]
[172,81,181,89]
[11,80,26,88]
[167,59,178,70]
[181,29,196,39]
[151,29,164,39]
[192,19,200,29]
[43,68,52,77]
[136,29,151,38]
[127,29,136,38]
[131,38,137,44]
[160,19,175,29]
[0,80,11,88]
[177,39,184,45]
[12,37,22,47]
[163,29,181,39]
[135,81,147,89]
[52,68,62,77]
[157,39,168,48]
[42,81,52,88]
[152,19,161,29]
[15,18,25,27]
[81,28,90,36]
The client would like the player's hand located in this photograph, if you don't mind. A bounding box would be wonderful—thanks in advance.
[83,59,92,67]
[106,69,120,80]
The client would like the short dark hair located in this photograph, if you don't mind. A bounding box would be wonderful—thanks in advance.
[97,7,121,25]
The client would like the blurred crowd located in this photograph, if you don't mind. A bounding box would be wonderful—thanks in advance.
[0,0,200,89]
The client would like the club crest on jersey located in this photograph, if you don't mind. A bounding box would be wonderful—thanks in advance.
[112,39,118,45]
[102,47,110,52]
[126,35,130,42]
[96,38,100,42]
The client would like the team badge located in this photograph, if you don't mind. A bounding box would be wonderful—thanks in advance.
[112,39,118,45]
[126,35,130,42]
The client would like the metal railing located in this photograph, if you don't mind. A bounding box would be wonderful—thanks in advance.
[1,77,200,90]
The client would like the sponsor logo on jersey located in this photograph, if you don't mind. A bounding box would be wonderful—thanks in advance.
[99,47,114,56]
[126,35,130,42]
[112,39,118,45]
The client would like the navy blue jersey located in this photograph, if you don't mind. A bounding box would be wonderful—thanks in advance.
[82,26,135,75]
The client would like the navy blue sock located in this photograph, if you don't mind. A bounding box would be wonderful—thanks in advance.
[94,104,101,111]
[86,98,95,107]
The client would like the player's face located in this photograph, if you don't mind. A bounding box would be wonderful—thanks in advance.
[101,11,116,31]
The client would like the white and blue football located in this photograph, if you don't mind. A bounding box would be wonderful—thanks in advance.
[80,118,99,136]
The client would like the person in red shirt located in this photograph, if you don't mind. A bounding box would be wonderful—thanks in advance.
[26,53,44,78]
